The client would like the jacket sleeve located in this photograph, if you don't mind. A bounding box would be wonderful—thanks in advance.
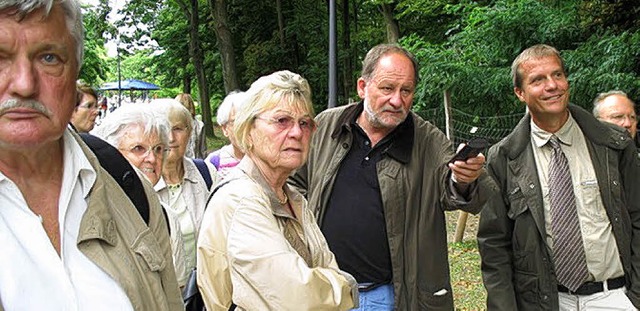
[620,144,640,307]
[476,147,518,310]
[143,179,184,310]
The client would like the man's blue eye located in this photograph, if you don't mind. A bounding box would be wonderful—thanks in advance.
[42,54,59,64]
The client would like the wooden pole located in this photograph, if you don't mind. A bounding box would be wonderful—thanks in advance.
[444,89,469,242]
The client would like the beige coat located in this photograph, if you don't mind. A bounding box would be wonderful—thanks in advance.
[197,158,358,311]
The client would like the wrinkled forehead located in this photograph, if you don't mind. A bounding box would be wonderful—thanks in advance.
[121,123,161,144]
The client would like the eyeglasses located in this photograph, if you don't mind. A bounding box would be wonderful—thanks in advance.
[78,101,98,110]
[120,144,168,159]
[255,114,316,133]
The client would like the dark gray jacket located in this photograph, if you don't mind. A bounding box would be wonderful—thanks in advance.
[478,105,640,310]
[291,102,495,310]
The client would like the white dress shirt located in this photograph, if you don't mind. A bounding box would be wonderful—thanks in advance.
[0,130,134,310]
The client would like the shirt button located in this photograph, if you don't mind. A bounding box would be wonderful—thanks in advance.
[365,141,370,146]
[342,143,349,149]
[364,157,370,161]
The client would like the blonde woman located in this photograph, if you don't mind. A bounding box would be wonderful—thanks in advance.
[197,71,358,310]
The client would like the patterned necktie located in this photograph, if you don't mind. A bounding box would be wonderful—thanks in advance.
[548,135,589,292]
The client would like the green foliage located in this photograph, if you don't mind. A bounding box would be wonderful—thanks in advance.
[90,0,639,143]
[565,31,640,108]
[79,5,110,86]
[404,0,639,125]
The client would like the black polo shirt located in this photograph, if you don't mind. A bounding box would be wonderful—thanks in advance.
[321,113,413,284]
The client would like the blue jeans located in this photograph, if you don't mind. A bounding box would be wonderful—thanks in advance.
[352,284,394,311]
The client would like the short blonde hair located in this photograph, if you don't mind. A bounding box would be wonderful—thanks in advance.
[511,44,566,88]
[234,70,314,153]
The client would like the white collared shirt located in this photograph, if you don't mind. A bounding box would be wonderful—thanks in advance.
[530,114,624,282]
[0,130,133,310]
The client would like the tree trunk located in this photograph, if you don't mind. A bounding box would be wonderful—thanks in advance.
[380,3,400,43]
[181,56,191,94]
[341,0,353,101]
[210,0,240,93]
[176,0,214,137]
[188,0,214,137]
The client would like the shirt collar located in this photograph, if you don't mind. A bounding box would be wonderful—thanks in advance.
[65,130,97,196]
[530,112,577,148]
[335,101,414,164]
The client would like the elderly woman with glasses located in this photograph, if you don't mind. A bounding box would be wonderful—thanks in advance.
[91,103,169,186]
[152,98,217,288]
[197,70,358,310]
[90,104,189,287]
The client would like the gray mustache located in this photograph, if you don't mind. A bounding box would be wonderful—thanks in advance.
[0,98,52,117]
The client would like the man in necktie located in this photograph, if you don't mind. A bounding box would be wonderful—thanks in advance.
[477,44,640,310]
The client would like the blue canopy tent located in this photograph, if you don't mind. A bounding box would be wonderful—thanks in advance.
[99,79,161,106]
[99,79,160,91]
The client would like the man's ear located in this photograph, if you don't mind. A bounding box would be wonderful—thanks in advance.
[514,87,525,103]
[356,78,367,99]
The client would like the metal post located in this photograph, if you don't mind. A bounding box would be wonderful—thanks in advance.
[328,0,337,108]
[117,43,122,107]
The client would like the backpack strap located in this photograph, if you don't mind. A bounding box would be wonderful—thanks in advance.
[192,158,213,189]
[80,133,150,225]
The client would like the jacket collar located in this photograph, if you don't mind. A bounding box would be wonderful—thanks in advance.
[72,132,120,247]
[505,104,631,159]
[330,101,414,164]
[236,157,301,220]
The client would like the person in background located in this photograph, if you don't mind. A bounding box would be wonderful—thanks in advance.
[0,1,182,310]
[289,44,493,310]
[205,91,247,178]
[91,103,192,289]
[478,44,640,310]
[70,81,99,133]
[153,98,217,288]
[175,93,206,159]
[197,70,358,310]
[100,96,108,118]
[592,90,638,152]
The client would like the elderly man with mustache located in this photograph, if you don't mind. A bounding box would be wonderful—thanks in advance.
[0,1,182,310]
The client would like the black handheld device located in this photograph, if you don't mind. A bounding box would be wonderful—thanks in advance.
[449,137,490,164]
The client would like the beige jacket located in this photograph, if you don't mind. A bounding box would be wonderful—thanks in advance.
[197,157,358,311]
[0,133,183,311]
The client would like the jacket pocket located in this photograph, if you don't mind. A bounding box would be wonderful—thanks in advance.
[417,287,454,311]
[506,187,527,220]
[513,265,540,308]
[132,228,166,272]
